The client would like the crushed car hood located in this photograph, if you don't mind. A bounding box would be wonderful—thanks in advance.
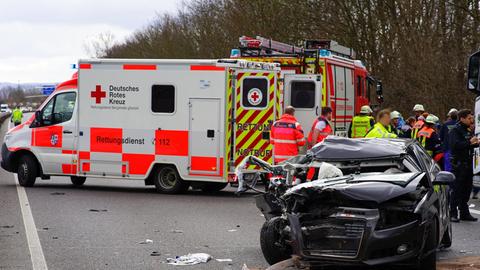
[284,172,424,204]
[309,136,409,161]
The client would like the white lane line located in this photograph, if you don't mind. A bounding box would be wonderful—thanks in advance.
[14,174,48,270]
[471,209,480,216]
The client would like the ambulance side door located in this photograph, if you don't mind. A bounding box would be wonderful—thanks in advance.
[284,74,322,135]
[31,91,77,175]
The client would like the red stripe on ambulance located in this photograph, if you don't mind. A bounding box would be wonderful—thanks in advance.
[190,65,225,71]
[123,64,157,70]
[155,130,188,156]
[31,126,63,148]
[122,153,155,175]
[90,127,123,153]
[190,156,218,172]
[79,63,92,69]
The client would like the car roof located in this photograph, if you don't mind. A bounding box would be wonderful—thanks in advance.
[309,136,415,161]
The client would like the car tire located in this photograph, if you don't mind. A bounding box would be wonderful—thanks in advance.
[417,221,438,270]
[200,182,228,193]
[440,222,452,248]
[260,217,291,265]
[17,155,38,187]
[153,166,189,194]
[70,176,86,187]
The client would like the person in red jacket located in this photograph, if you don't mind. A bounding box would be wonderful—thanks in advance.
[270,106,305,163]
[307,107,333,149]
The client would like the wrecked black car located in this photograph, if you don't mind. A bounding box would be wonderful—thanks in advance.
[237,137,453,270]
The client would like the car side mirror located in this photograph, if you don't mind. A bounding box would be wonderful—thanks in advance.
[33,110,43,127]
[433,171,455,185]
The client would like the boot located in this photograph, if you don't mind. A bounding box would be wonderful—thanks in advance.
[450,212,460,223]
[460,214,478,222]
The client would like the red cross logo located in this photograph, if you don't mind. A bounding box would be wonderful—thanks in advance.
[250,91,260,102]
[91,85,106,104]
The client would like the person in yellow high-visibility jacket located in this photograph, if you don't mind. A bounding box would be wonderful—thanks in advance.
[365,109,398,138]
[348,105,375,138]
[11,106,22,126]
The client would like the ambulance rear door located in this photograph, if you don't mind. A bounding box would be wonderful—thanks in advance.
[284,74,322,135]
[231,70,278,168]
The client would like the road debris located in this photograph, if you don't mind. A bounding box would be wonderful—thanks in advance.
[89,209,108,212]
[150,251,161,256]
[215,258,232,262]
[171,229,184,234]
[0,225,14,228]
[227,229,237,232]
[139,239,153,244]
[166,253,211,265]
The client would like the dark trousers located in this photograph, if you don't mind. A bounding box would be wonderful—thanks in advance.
[451,162,473,216]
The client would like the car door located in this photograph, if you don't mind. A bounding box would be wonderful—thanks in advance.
[31,91,77,175]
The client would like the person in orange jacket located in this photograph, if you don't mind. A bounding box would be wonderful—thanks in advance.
[307,107,333,149]
[270,106,305,163]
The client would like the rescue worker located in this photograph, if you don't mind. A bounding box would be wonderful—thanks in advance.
[389,111,402,136]
[417,115,443,163]
[412,104,425,120]
[449,109,479,222]
[439,108,458,171]
[348,105,374,138]
[10,106,22,126]
[365,109,398,138]
[411,113,428,139]
[307,107,333,148]
[401,117,416,138]
[270,106,305,163]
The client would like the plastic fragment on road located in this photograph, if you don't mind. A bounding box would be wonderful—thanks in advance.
[166,253,211,265]
[216,258,233,262]
[227,229,237,232]
[151,251,161,256]
[139,239,153,244]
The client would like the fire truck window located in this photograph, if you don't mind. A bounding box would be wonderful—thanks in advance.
[152,85,175,113]
[356,76,363,97]
[241,77,268,109]
[290,81,315,108]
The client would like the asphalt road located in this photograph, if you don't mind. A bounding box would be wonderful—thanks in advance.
[1,114,480,270]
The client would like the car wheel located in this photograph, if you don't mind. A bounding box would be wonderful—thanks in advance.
[17,155,38,187]
[153,166,189,194]
[70,176,86,187]
[260,217,291,265]
[200,182,228,193]
[440,222,452,248]
[417,221,437,270]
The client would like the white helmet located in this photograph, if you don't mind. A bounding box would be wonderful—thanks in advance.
[360,105,373,114]
[390,111,401,119]
[447,108,458,116]
[425,114,439,124]
[413,104,425,112]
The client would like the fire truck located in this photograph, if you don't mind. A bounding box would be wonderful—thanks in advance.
[231,36,383,137]
[1,59,281,193]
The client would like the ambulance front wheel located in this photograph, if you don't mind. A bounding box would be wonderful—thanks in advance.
[153,166,189,194]
[17,155,38,187]
[70,176,86,187]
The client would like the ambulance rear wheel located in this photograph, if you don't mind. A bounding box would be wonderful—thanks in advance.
[70,176,86,187]
[154,166,189,194]
[17,155,37,187]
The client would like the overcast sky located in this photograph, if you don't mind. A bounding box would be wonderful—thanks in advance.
[0,0,182,83]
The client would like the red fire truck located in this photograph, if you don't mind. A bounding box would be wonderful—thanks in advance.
[231,36,383,136]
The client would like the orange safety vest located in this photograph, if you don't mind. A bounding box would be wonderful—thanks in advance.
[307,116,332,148]
[411,120,425,139]
[270,114,305,163]
[417,126,434,156]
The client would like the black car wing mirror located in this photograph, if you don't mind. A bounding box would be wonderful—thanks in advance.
[433,171,455,185]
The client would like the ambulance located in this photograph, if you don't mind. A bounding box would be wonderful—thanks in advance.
[1,59,281,193]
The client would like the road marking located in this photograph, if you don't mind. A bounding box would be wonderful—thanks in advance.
[470,209,480,216]
[14,174,48,270]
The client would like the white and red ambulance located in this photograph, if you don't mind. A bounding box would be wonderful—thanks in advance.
[1,59,281,193]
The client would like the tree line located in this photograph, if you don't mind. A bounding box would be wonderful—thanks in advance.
[98,0,480,119]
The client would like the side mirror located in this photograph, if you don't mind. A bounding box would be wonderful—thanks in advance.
[433,171,455,186]
[33,110,43,126]
[467,51,480,94]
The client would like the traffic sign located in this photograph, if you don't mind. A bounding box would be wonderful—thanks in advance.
[42,85,56,95]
